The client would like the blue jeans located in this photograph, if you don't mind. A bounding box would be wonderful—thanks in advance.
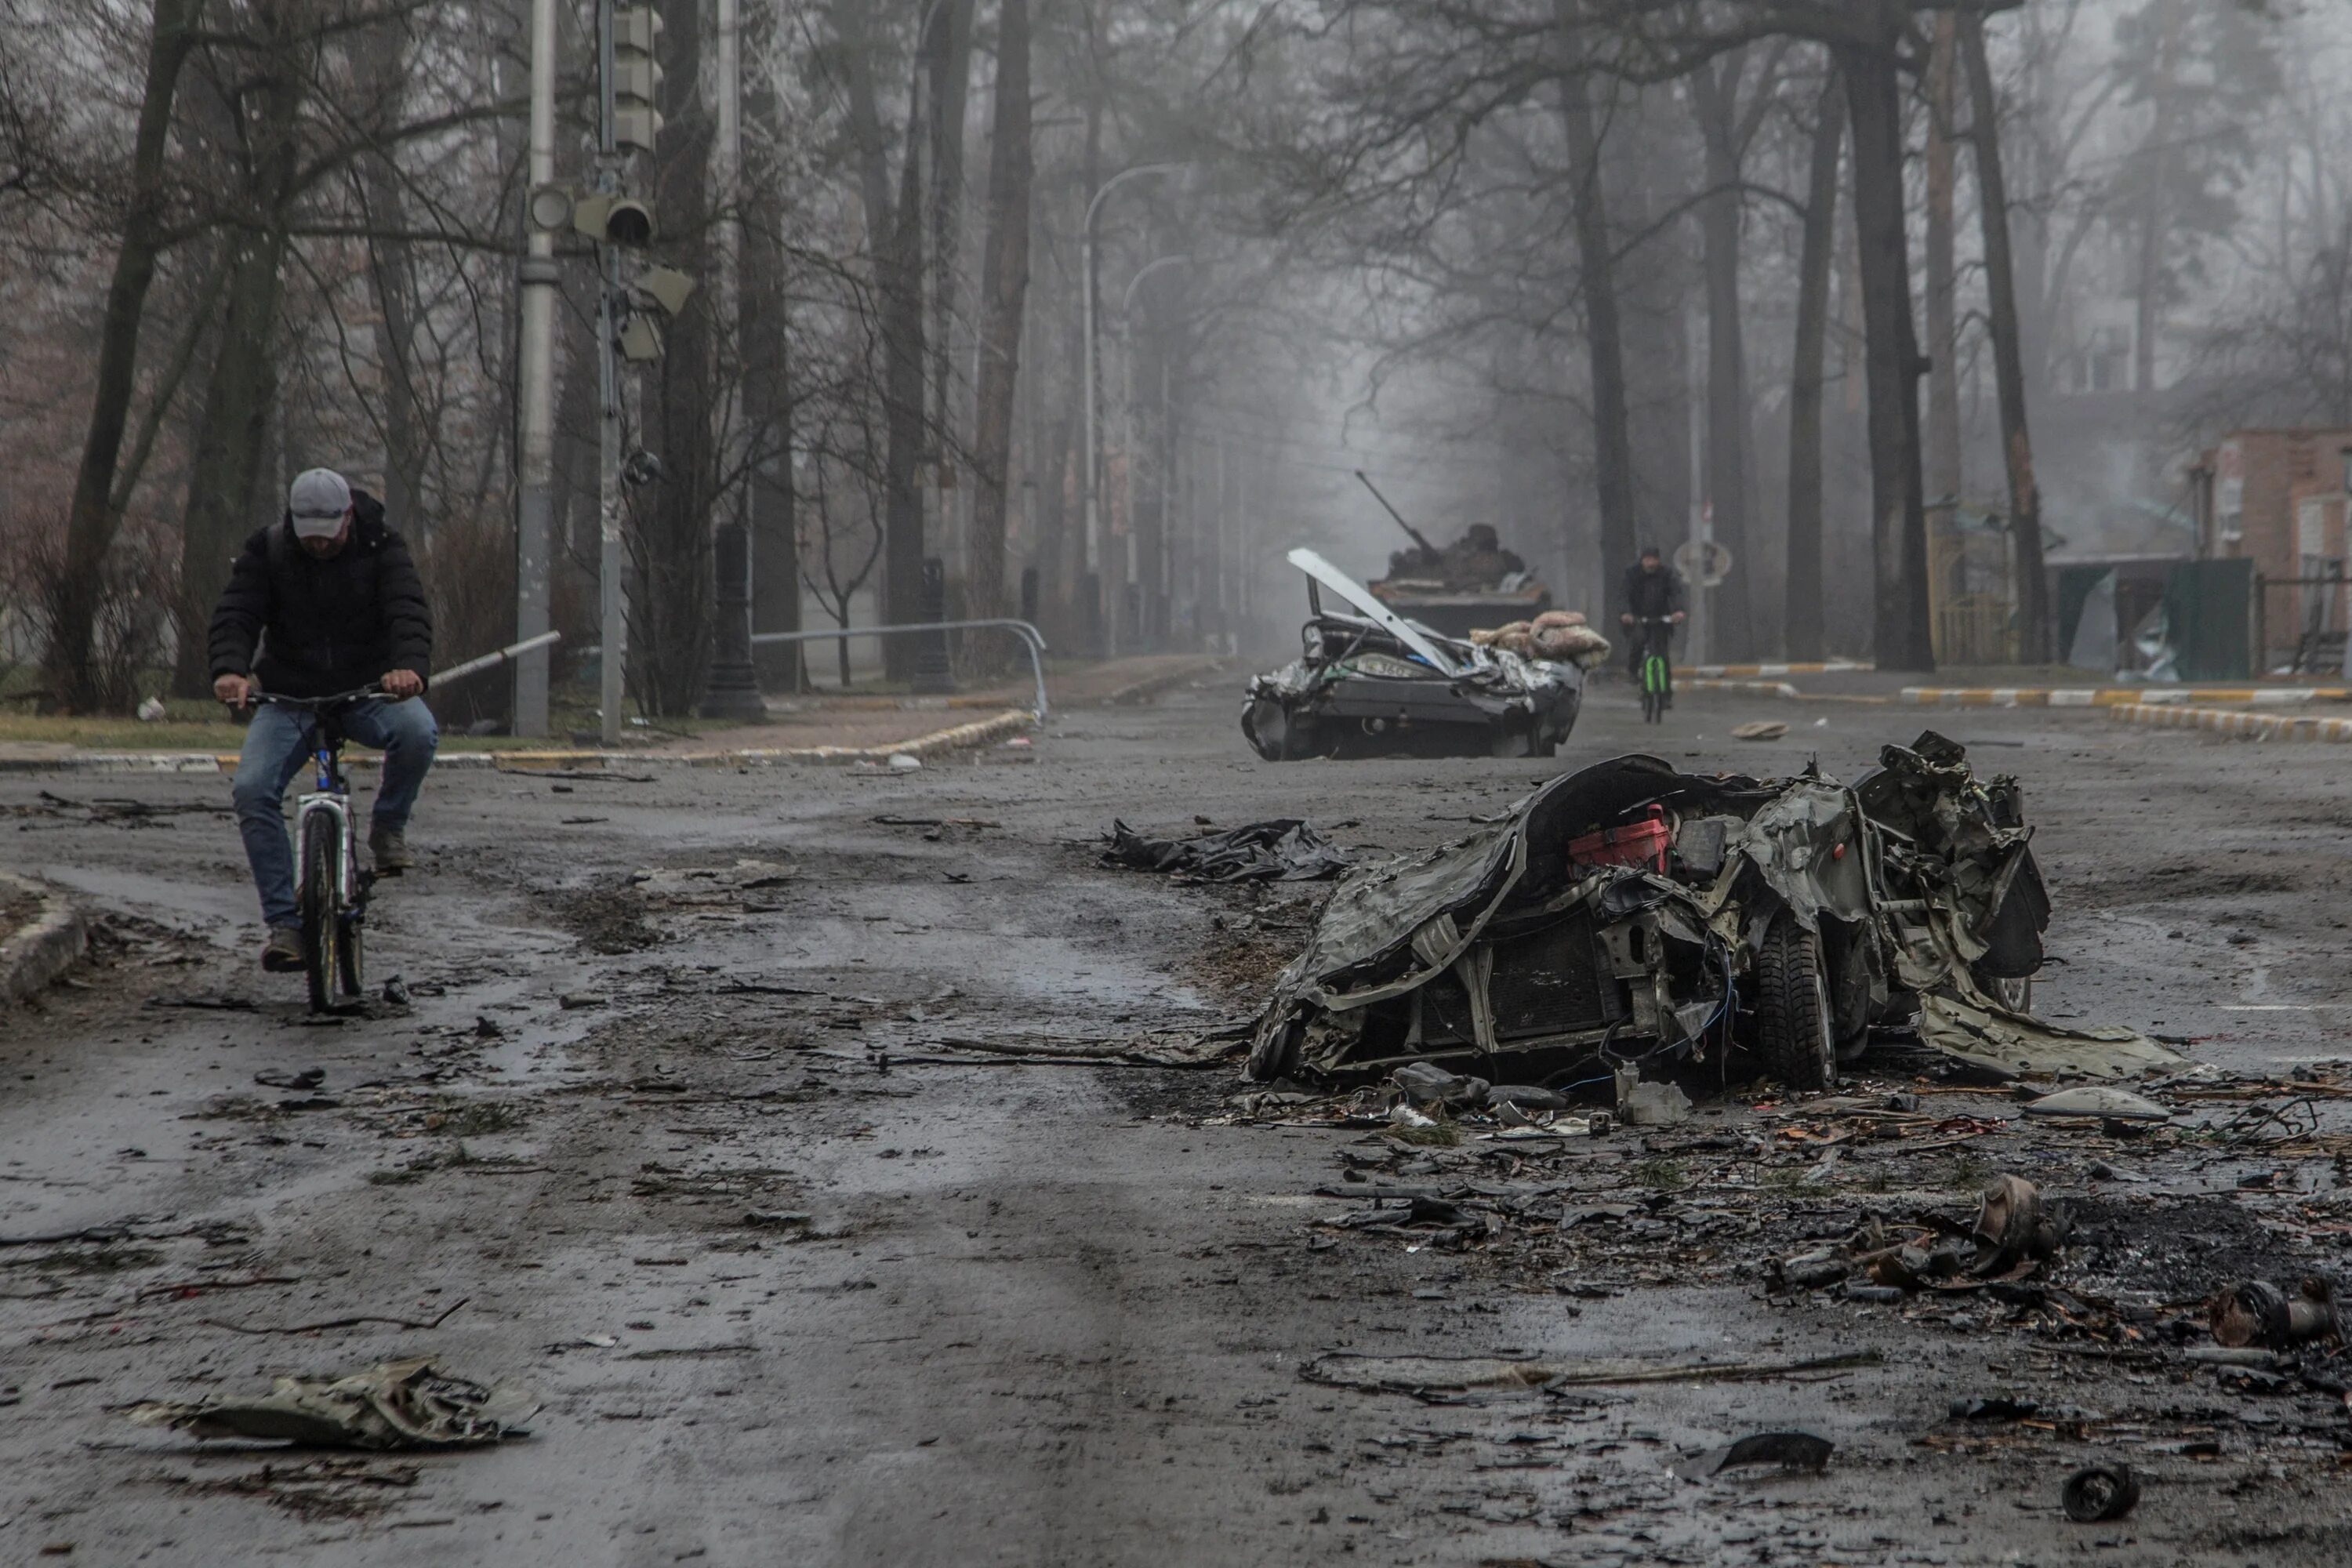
[231,697,437,929]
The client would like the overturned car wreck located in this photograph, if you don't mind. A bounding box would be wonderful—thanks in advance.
[1248,733,2179,1092]
[1243,548,1586,761]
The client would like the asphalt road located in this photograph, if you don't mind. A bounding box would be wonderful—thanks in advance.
[2,677,2348,1565]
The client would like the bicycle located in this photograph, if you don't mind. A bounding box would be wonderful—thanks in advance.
[252,687,382,1012]
[1630,616,1675,724]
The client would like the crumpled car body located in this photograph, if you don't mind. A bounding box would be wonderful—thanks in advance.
[1243,548,1582,760]
[1247,733,2177,1090]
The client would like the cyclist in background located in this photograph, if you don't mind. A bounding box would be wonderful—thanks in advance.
[1619,543,1688,705]
[209,468,435,974]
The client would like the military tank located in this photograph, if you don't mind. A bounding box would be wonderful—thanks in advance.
[1355,471,1553,639]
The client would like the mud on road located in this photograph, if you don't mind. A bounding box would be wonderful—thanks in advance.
[2,684,2349,1564]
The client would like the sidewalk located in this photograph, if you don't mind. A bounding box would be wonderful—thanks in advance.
[0,655,1231,773]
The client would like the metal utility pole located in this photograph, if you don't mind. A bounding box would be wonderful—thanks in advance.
[1080,162,1184,659]
[596,0,627,746]
[1685,307,1709,670]
[1119,254,1188,655]
[699,0,763,718]
[513,0,559,737]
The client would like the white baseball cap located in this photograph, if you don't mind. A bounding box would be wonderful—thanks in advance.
[288,468,353,539]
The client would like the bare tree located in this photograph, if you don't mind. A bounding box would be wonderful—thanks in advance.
[1687,39,1785,659]
[967,0,1032,673]
[1961,7,2049,664]
[1784,60,1840,664]
[46,0,205,710]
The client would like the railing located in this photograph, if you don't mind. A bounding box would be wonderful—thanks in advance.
[430,630,563,688]
[750,619,1052,720]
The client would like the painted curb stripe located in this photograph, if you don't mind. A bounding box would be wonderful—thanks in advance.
[1903,686,2350,708]
[2109,703,2352,742]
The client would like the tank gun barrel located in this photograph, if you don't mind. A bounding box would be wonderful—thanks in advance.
[1353,470,1440,559]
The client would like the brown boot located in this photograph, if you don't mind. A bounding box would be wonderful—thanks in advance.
[260,925,305,973]
[369,824,412,874]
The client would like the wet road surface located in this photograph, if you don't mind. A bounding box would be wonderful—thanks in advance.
[3,680,2349,1564]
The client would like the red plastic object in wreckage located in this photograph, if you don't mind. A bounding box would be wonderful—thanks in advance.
[1566,806,1671,876]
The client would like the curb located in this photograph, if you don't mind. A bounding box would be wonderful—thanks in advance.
[1100,658,1228,706]
[1902,685,2350,708]
[0,871,87,1003]
[681,708,1035,765]
[2109,702,2352,742]
[1687,660,1871,678]
[0,711,1037,775]
[1682,678,1802,699]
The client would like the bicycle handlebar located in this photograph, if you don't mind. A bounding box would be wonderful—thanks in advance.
[245,685,385,710]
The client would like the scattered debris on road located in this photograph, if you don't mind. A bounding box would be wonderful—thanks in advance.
[1102,818,1353,883]
[2060,1461,2142,1523]
[1671,1429,1834,1481]
[2207,1277,2344,1348]
[129,1357,537,1450]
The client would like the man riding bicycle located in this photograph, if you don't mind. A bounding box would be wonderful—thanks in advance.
[1619,544,1688,706]
[209,468,436,974]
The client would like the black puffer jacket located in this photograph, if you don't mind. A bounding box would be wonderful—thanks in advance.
[207,490,432,698]
[1621,562,1687,622]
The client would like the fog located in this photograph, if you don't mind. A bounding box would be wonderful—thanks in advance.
[6,0,2350,710]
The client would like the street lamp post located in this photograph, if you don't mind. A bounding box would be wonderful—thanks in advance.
[1119,254,1189,654]
[1081,162,1185,659]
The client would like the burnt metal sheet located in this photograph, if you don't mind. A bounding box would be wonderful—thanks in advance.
[1249,739,2178,1087]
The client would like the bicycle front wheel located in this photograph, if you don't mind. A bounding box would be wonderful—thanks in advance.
[1641,658,1667,724]
[299,812,342,1014]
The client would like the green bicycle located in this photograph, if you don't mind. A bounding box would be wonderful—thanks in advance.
[1632,615,1674,724]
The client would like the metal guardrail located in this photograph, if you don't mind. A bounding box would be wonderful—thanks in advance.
[430,630,563,689]
[750,619,1052,720]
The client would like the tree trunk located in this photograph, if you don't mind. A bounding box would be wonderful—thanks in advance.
[743,11,802,691]
[1692,53,1755,659]
[837,0,927,678]
[1786,64,1842,665]
[1923,12,1962,510]
[1554,25,1637,619]
[1837,32,1933,673]
[880,92,928,677]
[170,5,306,697]
[48,0,203,711]
[356,16,422,538]
[1961,10,2050,665]
[967,0,1031,677]
[637,0,714,714]
[927,0,972,608]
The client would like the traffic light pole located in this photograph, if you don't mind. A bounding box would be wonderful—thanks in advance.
[698,0,763,720]
[596,0,627,746]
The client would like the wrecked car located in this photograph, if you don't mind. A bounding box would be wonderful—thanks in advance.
[1243,547,1587,761]
[1248,732,2178,1092]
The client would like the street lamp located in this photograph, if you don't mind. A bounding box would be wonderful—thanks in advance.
[1120,255,1191,652]
[1082,162,1187,657]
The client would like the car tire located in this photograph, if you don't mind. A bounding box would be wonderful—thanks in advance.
[1247,1018,1301,1081]
[1756,911,1836,1092]
[1980,972,2033,1012]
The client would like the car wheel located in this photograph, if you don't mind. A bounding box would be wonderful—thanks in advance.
[1980,971,2033,1013]
[1756,911,1836,1092]
[1247,1018,1301,1081]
